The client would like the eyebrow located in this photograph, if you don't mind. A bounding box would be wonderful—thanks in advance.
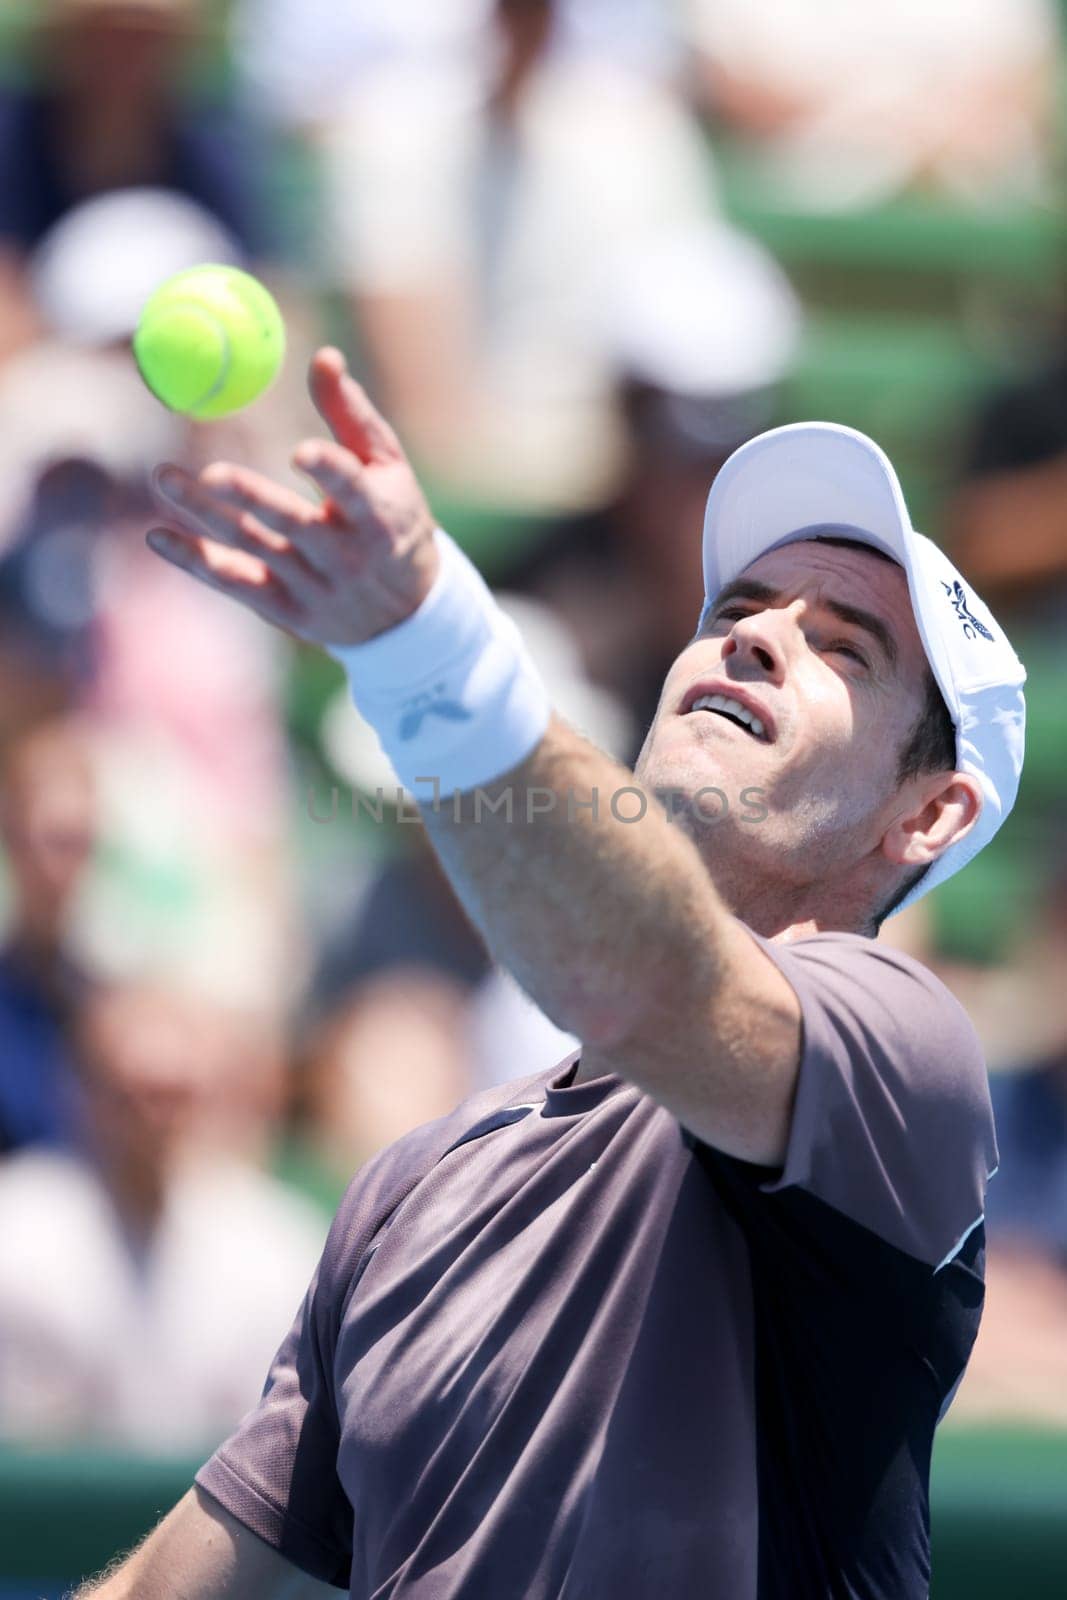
[706,578,899,670]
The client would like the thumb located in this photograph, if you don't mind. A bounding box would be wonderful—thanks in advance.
[308,347,403,465]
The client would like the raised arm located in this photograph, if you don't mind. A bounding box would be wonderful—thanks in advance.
[148,347,800,1167]
[72,1486,338,1600]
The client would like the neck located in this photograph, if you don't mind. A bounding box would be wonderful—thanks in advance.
[711,871,876,943]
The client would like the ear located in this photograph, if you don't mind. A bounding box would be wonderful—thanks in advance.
[881,771,983,872]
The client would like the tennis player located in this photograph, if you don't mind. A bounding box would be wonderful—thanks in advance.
[78,348,1025,1598]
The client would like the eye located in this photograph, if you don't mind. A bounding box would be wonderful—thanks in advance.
[827,640,869,668]
[714,606,750,622]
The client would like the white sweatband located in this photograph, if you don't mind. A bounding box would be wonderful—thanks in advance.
[326,529,551,797]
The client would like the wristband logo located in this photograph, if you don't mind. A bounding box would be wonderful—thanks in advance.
[398,687,474,741]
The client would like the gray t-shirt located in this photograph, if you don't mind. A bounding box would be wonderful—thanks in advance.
[197,929,997,1599]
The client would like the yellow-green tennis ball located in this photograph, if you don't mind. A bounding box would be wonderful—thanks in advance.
[133,264,285,419]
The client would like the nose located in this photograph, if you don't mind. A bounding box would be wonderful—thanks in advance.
[721,602,799,680]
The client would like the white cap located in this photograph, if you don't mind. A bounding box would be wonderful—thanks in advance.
[700,421,1027,913]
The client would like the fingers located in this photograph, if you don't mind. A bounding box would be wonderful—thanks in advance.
[145,527,303,632]
[199,461,318,541]
[151,465,329,592]
[197,461,337,579]
[308,347,402,465]
[291,439,381,536]
[289,438,395,550]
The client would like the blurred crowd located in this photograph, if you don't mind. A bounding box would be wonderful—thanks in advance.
[0,0,1065,1457]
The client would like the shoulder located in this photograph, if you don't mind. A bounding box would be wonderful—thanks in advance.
[727,930,997,1269]
[750,928,993,1163]
[320,1060,573,1291]
[756,929,983,1060]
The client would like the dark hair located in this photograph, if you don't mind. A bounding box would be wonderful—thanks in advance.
[813,537,957,927]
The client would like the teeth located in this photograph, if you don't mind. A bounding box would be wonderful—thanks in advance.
[690,694,766,739]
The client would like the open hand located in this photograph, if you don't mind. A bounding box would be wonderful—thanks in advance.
[147,347,440,647]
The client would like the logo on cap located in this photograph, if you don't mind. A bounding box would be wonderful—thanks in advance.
[942,580,993,643]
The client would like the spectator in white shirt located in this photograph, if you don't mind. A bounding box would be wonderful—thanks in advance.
[0,980,326,1453]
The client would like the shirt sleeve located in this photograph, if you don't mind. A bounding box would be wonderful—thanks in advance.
[194,1076,533,1584]
[195,1232,355,1585]
[194,1126,437,1586]
[698,930,999,1274]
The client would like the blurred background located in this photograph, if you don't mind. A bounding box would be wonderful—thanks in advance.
[0,0,1064,1594]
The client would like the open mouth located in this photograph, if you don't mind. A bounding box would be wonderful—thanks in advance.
[686,694,769,741]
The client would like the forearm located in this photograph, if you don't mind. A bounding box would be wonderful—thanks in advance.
[419,713,733,1051]
[69,1492,231,1600]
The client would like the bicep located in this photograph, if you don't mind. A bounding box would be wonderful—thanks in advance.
[92,1486,339,1599]
[610,915,802,1168]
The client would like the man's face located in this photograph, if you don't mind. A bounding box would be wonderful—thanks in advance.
[635,539,934,910]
